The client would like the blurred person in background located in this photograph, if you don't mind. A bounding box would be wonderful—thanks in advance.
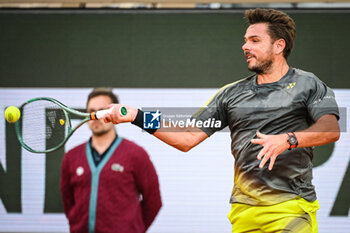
[60,88,162,233]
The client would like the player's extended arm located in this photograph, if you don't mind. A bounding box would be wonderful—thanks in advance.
[153,128,208,152]
[103,104,208,152]
[251,114,340,170]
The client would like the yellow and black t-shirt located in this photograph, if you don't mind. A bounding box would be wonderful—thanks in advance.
[194,67,339,206]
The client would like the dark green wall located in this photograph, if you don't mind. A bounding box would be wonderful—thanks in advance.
[0,9,349,88]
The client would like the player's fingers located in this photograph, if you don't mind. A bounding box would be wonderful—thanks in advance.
[110,106,117,116]
[268,155,277,171]
[251,138,264,144]
[256,131,265,139]
[259,153,270,168]
[257,147,267,160]
[103,114,111,123]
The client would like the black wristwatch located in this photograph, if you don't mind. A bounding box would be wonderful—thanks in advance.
[287,132,298,150]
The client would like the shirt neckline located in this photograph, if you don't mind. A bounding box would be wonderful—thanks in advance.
[253,66,293,87]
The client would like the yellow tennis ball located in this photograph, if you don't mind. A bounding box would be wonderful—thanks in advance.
[4,106,21,123]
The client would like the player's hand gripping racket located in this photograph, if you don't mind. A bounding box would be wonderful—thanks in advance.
[14,97,127,153]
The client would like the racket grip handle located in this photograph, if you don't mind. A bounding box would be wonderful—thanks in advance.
[95,107,114,120]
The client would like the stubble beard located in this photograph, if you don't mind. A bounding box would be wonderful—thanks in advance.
[248,58,273,75]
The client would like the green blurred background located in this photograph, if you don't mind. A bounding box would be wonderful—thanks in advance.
[1,9,349,88]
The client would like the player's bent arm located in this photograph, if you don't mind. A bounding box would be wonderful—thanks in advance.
[295,114,340,147]
[103,104,209,152]
[251,114,340,170]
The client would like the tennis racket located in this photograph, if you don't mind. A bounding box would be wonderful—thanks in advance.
[14,97,127,153]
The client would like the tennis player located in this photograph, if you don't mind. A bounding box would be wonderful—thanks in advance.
[60,88,162,233]
[104,9,340,233]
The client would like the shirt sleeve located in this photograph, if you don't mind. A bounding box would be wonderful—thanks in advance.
[306,77,339,122]
[133,148,162,231]
[192,87,229,136]
[60,152,75,219]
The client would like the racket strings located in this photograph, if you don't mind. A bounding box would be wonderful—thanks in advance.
[19,100,69,152]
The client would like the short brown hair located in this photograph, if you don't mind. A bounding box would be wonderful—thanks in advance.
[244,8,296,59]
[87,88,119,107]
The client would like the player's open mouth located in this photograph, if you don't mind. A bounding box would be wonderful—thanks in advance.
[245,53,255,62]
[246,55,254,62]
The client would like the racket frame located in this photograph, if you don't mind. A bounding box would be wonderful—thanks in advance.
[15,97,95,153]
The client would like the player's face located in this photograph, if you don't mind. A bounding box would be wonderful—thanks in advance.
[87,95,115,136]
[242,23,275,74]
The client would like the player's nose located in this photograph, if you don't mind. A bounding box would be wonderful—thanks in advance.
[242,42,250,51]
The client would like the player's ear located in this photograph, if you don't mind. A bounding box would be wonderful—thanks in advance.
[274,38,286,56]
